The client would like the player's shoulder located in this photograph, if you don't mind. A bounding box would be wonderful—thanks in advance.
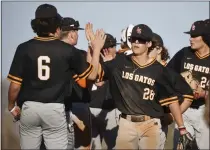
[178,46,193,55]
[15,39,35,53]
[172,46,192,59]
[76,49,87,55]
[116,51,129,60]
[152,60,166,70]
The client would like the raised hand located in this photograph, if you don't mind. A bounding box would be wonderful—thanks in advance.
[91,29,106,53]
[100,49,114,62]
[85,23,95,43]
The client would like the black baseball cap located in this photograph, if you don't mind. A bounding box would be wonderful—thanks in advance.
[152,33,164,46]
[184,20,206,36]
[130,24,153,41]
[204,19,210,35]
[60,17,84,31]
[35,4,62,20]
[103,33,120,49]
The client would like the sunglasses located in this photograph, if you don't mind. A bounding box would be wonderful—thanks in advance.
[190,35,200,38]
[129,37,147,44]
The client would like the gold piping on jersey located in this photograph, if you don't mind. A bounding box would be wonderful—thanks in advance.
[8,74,22,82]
[7,78,21,85]
[195,51,210,59]
[73,74,78,79]
[74,77,79,82]
[132,57,156,68]
[100,69,105,82]
[159,96,178,103]
[98,64,105,82]
[183,95,194,99]
[184,98,193,102]
[78,65,93,79]
[34,36,58,41]
[161,100,178,106]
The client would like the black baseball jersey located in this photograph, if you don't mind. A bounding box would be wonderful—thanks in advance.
[167,46,210,108]
[99,54,193,118]
[7,36,93,106]
[89,81,115,110]
[89,55,115,110]
[64,50,91,111]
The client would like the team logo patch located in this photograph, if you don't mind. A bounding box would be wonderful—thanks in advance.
[191,24,195,31]
[137,27,142,34]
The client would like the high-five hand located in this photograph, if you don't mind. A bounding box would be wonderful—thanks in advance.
[85,23,95,43]
[91,29,106,52]
[100,49,114,62]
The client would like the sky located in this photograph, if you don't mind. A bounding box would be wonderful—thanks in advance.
[1,1,209,79]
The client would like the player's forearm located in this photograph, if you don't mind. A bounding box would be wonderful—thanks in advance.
[8,82,21,111]
[169,102,184,127]
[86,46,92,63]
[180,100,192,114]
[87,50,100,81]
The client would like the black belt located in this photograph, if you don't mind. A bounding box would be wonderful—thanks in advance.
[121,113,153,122]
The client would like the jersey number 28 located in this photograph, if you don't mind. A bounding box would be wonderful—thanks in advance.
[143,88,155,100]
[38,56,50,80]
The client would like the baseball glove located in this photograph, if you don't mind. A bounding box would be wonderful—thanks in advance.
[177,132,193,150]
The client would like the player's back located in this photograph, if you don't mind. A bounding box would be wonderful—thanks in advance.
[17,37,76,105]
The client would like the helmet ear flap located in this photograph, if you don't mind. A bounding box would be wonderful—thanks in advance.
[126,24,134,49]
[121,29,127,43]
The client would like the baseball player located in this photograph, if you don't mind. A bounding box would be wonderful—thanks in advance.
[118,24,134,55]
[89,33,121,149]
[149,33,195,149]
[148,33,170,66]
[59,17,92,149]
[88,24,194,149]
[204,19,210,127]
[167,20,210,149]
[147,32,171,148]
[7,4,105,149]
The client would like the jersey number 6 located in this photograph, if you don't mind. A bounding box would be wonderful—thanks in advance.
[143,88,155,100]
[38,56,50,80]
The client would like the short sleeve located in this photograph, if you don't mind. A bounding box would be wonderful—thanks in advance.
[98,54,122,81]
[70,48,93,79]
[167,49,185,73]
[156,67,194,106]
[7,44,25,85]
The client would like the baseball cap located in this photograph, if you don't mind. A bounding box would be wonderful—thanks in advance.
[61,17,84,31]
[103,33,120,49]
[152,33,164,46]
[204,19,210,35]
[184,20,206,36]
[35,4,62,20]
[130,24,153,41]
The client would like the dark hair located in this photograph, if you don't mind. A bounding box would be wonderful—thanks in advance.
[148,40,170,61]
[202,34,210,47]
[31,17,61,36]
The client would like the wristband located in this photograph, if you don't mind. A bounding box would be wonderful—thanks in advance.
[178,126,186,131]
[10,106,16,113]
